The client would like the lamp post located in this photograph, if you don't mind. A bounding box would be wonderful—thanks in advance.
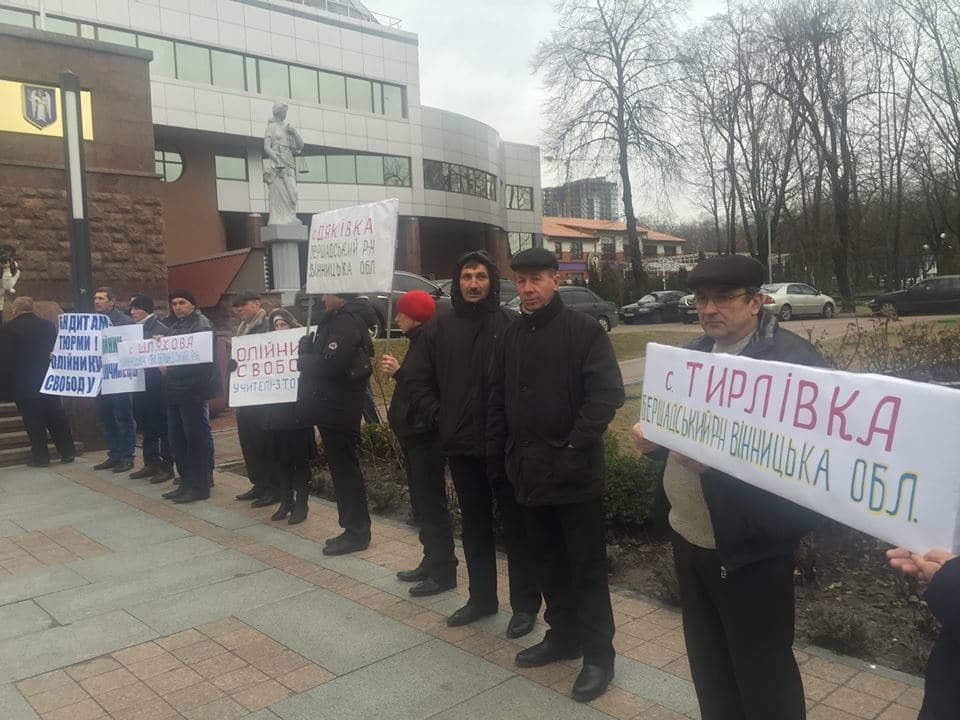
[59,71,93,312]
[765,207,773,283]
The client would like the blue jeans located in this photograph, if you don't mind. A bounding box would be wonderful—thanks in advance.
[95,393,136,461]
[167,401,212,497]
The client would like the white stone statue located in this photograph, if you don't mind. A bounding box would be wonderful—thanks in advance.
[263,102,305,226]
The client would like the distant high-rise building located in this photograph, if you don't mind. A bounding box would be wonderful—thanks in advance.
[543,177,619,221]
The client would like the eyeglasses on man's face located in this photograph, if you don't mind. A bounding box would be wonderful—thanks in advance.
[692,291,750,308]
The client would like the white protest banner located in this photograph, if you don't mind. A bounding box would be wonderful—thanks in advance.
[41,313,110,397]
[305,198,398,295]
[229,327,308,407]
[115,332,213,370]
[100,325,145,395]
[640,343,960,554]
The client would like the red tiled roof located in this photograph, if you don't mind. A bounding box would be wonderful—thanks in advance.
[542,216,686,244]
[543,217,597,239]
[167,249,251,308]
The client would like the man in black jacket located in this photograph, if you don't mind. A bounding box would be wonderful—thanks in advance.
[160,290,221,504]
[382,290,457,597]
[633,255,826,720]
[408,250,540,637]
[230,290,279,507]
[92,286,136,473]
[127,294,173,483]
[297,292,373,556]
[0,297,75,466]
[488,248,625,702]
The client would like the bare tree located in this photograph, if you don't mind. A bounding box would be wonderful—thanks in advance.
[535,0,683,297]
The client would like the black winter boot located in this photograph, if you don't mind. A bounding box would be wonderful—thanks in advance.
[287,470,310,525]
[271,491,294,522]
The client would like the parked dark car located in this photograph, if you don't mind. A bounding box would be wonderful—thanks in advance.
[297,271,451,337]
[619,290,688,324]
[868,275,960,318]
[506,285,619,331]
[436,278,519,306]
[678,294,699,324]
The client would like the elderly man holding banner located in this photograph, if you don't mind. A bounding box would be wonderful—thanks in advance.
[633,255,826,720]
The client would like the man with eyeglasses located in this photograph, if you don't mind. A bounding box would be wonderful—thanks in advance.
[633,255,826,720]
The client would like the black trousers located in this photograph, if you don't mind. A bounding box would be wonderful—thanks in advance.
[402,435,456,581]
[672,534,805,720]
[447,455,540,614]
[270,427,315,498]
[132,390,170,467]
[237,407,275,494]
[319,427,371,541]
[16,395,75,464]
[523,498,615,668]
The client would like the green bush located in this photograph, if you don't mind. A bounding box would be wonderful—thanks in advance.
[602,434,663,531]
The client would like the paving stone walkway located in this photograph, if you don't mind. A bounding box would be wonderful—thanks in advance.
[0,421,926,720]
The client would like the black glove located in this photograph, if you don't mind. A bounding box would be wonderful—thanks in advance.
[227,359,238,373]
[298,334,314,357]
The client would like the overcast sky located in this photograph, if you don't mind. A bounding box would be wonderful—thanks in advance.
[378,1,721,217]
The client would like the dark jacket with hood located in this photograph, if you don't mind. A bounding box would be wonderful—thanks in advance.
[104,307,133,327]
[487,293,625,505]
[296,296,374,431]
[0,311,58,400]
[407,251,514,457]
[386,323,434,442]
[647,310,827,572]
[163,309,222,405]
[920,556,960,719]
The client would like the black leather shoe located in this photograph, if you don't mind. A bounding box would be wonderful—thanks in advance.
[150,467,174,484]
[514,640,582,668]
[396,565,429,583]
[112,460,135,473]
[409,577,457,597]
[446,603,498,627]
[322,535,369,556]
[250,494,279,508]
[60,456,75,464]
[287,503,309,525]
[161,487,185,499]
[571,664,614,703]
[235,488,259,501]
[129,465,157,480]
[506,612,536,639]
[324,532,348,546]
[173,492,209,504]
[93,458,117,470]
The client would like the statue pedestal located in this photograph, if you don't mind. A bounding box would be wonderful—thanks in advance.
[262,224,308,304]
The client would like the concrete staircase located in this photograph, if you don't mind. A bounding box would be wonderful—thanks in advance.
[0,402,83,468]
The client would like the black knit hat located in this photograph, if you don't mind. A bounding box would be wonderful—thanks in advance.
[687,255,765,290]
[129,294,154,313]
[168,288,198,307]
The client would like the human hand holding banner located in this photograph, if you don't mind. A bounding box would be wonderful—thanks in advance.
[640,343,960,554]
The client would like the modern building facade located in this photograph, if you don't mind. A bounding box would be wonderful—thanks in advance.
[543,176,619,221]
[0,0,543,302]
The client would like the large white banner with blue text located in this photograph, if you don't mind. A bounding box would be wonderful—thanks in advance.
[100,325,145,395]
[640,343,960,554]
[40,313,109,397]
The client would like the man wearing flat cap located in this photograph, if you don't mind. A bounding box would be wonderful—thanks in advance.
[633,254,826,720]
[488,247,625,703]
[230,290,280,507]
[128,294,173,483]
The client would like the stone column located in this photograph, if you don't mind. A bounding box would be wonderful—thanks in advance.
[485,227,510,272]
[261,224,308,305]
[246,213,263,248]
[401,217,421,274]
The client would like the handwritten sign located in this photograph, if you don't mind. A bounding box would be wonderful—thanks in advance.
[116,332,213,370]
[305,198,398,295]
[640,343,960,554]
[229,328,309,407]
[41,313,110,397]
[100,325,145,395]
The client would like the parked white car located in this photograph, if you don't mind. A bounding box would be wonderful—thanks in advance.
[761,283,836,320]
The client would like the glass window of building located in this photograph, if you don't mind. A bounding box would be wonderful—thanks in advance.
[211,49,246,91]
[326,155,357,184]
[155,150,183,183]
[98,27,137,46]
[372,83,384,115]
[258,59,290,98]
[506,185,533,210]
[508,233,534,255]
[423,160,496,200]
[346,77,373,113]
[80,24,96,40]
[664,245,678,256]
[318,71,346,107]
[176,42,212,85]
[215,155,247,181]
[245,56,259,92]
[0,8,34,27]
[383,156,411,186]
[356,155,384,185]
[571,241,583,259]
[383,84,403,119]
[290,65,319,104]
[299,155,327,183]
[45,16,79,36]
[138,36,176,79]
[423,160,444,190]
[554,242,562,257]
